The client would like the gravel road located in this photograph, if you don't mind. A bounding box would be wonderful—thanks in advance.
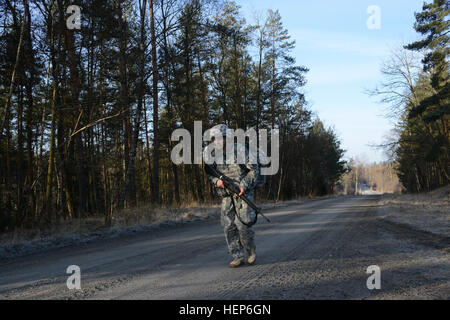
[0,195,448,299]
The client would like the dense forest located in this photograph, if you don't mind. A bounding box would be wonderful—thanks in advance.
[372,0,449,193]
[0,0,347,232]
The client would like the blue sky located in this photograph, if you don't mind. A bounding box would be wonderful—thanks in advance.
[236,0,426,163]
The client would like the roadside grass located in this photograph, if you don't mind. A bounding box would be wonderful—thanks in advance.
[0,200,221,259]
[378,185,449,236]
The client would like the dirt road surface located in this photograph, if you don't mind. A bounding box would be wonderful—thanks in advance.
[0,195,448,299]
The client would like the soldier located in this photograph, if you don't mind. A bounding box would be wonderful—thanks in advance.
[204,124,259,268]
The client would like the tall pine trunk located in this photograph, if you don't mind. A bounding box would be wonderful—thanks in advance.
[149,0,160,204]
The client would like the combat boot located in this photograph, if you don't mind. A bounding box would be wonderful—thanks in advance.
[229,257,244,268]
[247,249,256,265]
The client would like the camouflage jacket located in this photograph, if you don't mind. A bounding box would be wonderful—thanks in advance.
[204,143,259,197]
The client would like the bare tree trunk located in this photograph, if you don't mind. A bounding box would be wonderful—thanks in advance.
[44,1,63,224]
[63,1,88,216]
[1,0,27,136]
[271,33,275,129]
[24,0,36,223]
[149,0,160,204]
[17,86,25,225]
[45,74,57,223]
[117,0,131,209]
[161,0,180,204]
[143,99,153,198]
[127,0,148,207]
[1,1,27,217]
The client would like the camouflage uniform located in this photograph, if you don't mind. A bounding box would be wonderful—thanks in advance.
[205,142,259,260]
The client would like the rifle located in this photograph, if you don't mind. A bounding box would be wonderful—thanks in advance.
[204,163,271,225]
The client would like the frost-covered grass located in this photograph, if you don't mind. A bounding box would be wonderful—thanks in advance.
[378,185,450,236]
[0,202,221,260]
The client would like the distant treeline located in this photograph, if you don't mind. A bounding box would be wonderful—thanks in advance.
[0,0,346,232]
[339,160,402,195]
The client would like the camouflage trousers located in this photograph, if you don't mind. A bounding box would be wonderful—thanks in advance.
[220,189,256,259]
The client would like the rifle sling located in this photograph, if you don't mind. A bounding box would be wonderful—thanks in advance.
[230,194,258,227]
